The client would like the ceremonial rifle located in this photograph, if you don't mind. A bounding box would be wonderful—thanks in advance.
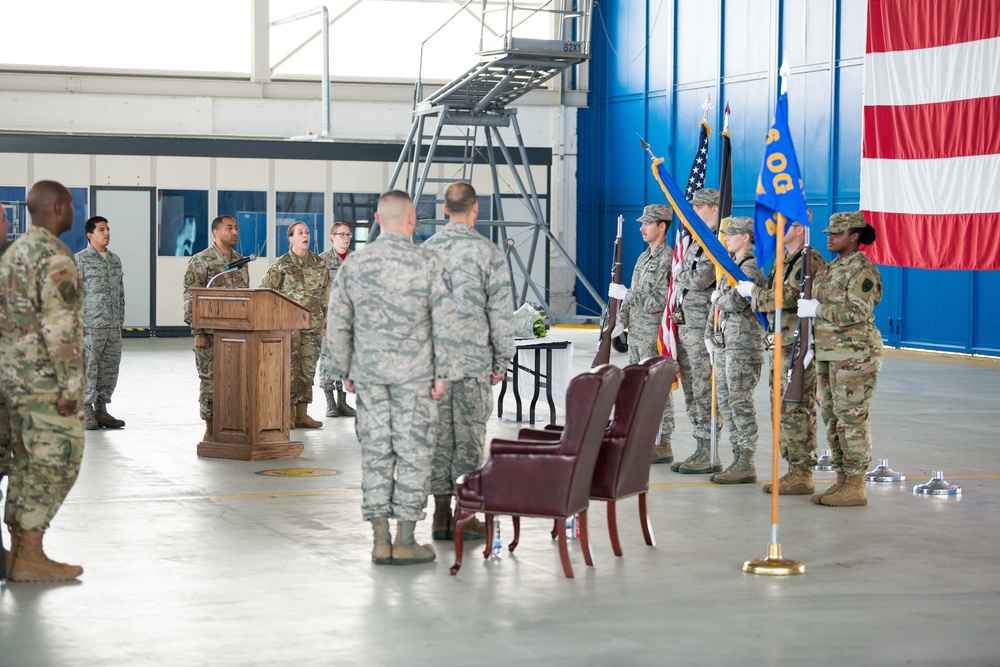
[783,226,813,403]
[593,214,624,366]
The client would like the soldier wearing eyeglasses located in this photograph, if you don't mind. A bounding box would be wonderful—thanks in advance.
[318,222,356,418]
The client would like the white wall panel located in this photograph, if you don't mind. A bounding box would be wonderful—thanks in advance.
[329,161,384,192]
[154,258,189,327]
[0,153,29,185]
[94,155,152,186]
[156,157,211,189]
[274,159,326,190]
[216,158,270,190]
[33,153,89,186]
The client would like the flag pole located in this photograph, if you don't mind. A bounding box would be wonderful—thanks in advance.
[743,212,804,575]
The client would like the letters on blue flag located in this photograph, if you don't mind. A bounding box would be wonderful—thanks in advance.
[753,93,809,270]
[651,157,769,329]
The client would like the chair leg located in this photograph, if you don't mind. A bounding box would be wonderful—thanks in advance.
[451,510,473,576]
[481,514,493,560]
[550,519,559,540]
[579,510,593,567]
[510,516,520,553]
[556,521,574,579]
[638,492,656,547]
[607,500,623,558]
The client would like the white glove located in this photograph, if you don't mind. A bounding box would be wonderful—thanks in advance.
[608,282,628,300]
[735,281,755,298]
[704,338,715,357]
[611,319,625,338]
[798,298,820,318]
[710,289,721,304]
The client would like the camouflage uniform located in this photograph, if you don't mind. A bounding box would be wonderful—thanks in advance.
[674,243,720,443]
[751,245,827,469]
[182,245,250,420]
[708,254,765,455]
[421,223,515,495]
[260,251,331,405]
[812,250,883,476]
[317,247,348,392]
[75,244,125,405]
[325,231,458,521]
[0,227,85,531]
[0,238,11,478]
[618,240,674,443]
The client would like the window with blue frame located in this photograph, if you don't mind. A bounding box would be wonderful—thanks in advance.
[219,190,267,258]
[0,186,27,242]
[62,188,91,253]
[0,186,87,250]
[276,192,323,256]
[332,193,378,251]
[158,189,208,257]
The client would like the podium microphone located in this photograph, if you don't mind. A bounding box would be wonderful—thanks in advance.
[225,254,257,271]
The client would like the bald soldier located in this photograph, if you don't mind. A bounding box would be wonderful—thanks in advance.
[0,181,86,582]
[326,190,458,566]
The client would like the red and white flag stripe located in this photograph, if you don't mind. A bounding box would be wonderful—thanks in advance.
[861,0,1000,271]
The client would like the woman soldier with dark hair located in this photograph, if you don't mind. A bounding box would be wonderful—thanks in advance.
[797,211,882,507]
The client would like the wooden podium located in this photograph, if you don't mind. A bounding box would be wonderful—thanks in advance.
[190,288,310,460]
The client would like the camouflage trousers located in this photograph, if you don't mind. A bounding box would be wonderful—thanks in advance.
[0,392,12,478]
[355,380,438,522]
[194,341,215,421]
[816,356,881,476]
[429,377,492,495]
[83,327,122,405]
[715,347,763,452]
[3,392,84,531]
[769,345,820,469]
[290,328,322,405]
[316,335,343,392]
[628,332,674,443]
[677,322,721,442]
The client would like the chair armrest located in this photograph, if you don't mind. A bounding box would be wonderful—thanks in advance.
[517,428,561,440]
[489,439,564,456]
[543,424,564,432]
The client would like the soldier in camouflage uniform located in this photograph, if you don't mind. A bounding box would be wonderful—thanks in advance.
[421,182,514,541]
[613,204,675,464]
[740,218,827,494]
[704,217,765,484]
[260,221,331,429]
[798,211,882,507]
[317,222,355,418]
[670,188,723,474]
[0,181,85,582]
[0,203,12,491]
[75,216,126,431]
[183,215,250,440]
[326,190,457,565]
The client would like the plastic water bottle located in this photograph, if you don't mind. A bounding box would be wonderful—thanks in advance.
[490,518,503,559]
[566,514,579,540]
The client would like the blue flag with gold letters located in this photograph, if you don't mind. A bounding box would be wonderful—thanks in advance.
[753,92,809,270]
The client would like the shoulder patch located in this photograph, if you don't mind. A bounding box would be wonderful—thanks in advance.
[861,278,874,292]
[59,281,79,304]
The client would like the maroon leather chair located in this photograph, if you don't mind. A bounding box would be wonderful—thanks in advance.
[450,364,623,579]
[521,356,678,557]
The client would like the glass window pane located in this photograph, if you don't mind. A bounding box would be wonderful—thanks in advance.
[159,189,209,257]
[219,190,268,258]
[276,191,323,256]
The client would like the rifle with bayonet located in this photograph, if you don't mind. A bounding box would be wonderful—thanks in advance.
[593,215,624,367]
[783,226,813,403]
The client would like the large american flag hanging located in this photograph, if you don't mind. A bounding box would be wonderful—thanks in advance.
[861,0,1000,271]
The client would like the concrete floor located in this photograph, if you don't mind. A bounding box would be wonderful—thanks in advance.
[1,327,999,666]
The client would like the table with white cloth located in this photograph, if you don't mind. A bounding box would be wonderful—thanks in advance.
[498,337,574,425]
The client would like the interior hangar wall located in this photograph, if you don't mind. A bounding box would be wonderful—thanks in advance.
[577,0,1000,357]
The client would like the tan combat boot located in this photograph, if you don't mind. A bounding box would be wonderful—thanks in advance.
[763,466,815,495]
[820,473,867,507]
[675,439,723,474]
[651,440,673,464]
[202,419,213,441]
[9,529,83,582]
[453,515,487,541]
[294,403,323,429]
[431,494,453,540]
[391,520,436,565]
[711,448,757,484]
[94,401,125,428]
[4,524,19,573]
[811,472,847,505]
[336,389,357,418]
[370,517,392,565]
[324,389,338,418]
[84,404,99,431]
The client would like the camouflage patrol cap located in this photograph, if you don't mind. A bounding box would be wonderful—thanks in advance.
[725,216,754,237]
[824,211,867,233]
[637,204,673,224]
[690,188,720,206]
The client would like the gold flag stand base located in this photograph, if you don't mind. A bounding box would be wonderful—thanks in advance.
[743,542,805,576]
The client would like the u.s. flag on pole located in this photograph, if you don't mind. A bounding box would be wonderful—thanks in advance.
[861,0,1000,271]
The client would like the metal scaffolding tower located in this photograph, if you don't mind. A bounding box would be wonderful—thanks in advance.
[387,0,602,323]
